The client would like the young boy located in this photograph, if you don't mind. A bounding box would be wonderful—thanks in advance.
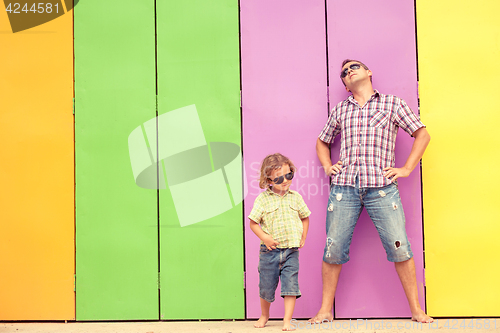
[249,153,311,331]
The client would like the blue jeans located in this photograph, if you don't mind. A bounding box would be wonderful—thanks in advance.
[258,245,301,302]
[323,179,413,264]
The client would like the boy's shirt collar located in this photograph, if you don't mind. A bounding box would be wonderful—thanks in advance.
[266,187,291,197]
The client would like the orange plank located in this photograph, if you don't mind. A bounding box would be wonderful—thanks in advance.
[0,6,75,320]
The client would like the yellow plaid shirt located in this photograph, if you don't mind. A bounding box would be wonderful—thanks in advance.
[249,189,311,248]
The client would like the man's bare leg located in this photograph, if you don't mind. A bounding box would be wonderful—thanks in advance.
[308,262,342,323]
[254,298,271,328]
[394,257,433,323]
[282,296,296,331]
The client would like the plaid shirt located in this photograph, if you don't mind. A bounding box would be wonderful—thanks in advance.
[249,189,311,248]
[318,90,424,188]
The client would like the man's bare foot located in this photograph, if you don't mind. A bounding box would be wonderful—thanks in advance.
[411,309,434,323]
[254,315,269,328]
[308,312,333,323]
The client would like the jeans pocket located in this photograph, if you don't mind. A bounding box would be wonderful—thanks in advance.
[260,245,271,254]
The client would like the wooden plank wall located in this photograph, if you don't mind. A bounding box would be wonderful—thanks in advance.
[241,0,329,318]
[74,0,159,320]
[157,0,244,319]
[417,0,500,317]
[327,0,425,318]
[1,0,498,320]
[0,2,75,320]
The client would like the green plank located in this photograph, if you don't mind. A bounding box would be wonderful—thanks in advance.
[156,0,244,319]
[74,0,158,320]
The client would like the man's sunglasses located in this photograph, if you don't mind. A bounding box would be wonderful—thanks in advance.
[269,172,294,185]
[340,63,362,78]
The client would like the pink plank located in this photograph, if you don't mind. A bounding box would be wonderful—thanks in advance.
[241,0,328,319]
[326,0,425,318]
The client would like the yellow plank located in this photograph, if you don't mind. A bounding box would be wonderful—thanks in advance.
[417,0,500,316]
[0,6,75,320]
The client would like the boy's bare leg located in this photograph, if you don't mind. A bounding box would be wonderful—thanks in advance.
[282,296,296,331]
[394,258,433,323]
[254,298,271,328]
[309,262,342,323]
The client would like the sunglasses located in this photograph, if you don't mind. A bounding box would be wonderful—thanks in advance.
[269,172,294,185]
[340,63,362,78]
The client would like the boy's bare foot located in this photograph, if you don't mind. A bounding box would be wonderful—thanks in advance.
[282,321,295,331]
[308,312,333,323]
[254,315,269,328]
[411,309,434,323]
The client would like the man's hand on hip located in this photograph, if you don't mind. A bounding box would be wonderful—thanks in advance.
[383,166,411,182]
[326,161,343,176]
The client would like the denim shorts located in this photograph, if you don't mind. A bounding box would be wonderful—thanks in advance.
[323,179,413,264]
[258,245,301,302]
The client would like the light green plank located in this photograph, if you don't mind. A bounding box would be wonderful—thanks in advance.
[75,0,158,320]
[156,0,244,319]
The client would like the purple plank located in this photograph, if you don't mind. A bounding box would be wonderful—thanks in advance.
[241,0,328,319]
[326,0,425,318]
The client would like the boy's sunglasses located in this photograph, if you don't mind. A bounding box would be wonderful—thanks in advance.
[340,63,362,78]
[269,172,294,185]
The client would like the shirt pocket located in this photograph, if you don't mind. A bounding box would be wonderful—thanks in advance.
[264,202,280,222]
[287,203,303,221]
[287,203,304,233]
[369,108,390,130]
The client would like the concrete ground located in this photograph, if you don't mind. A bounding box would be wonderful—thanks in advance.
[1,318,498,333]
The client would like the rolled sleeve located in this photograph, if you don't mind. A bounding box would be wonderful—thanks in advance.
[395,99,425,136]
[296,195,311,219]
[248,196,264,223]
[318,103,342,144]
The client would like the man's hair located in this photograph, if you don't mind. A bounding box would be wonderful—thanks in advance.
[258,153,296,189]
[340,59,372,86]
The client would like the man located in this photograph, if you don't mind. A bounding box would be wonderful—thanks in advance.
[310,59,432,323]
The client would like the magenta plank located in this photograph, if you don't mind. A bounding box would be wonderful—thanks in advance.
[241,0,329,319]
[326,0,425,318]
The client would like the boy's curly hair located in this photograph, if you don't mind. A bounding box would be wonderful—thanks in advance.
[258,153,296,189]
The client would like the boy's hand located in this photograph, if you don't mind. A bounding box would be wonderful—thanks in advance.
[300,217,309,248]
[263,234,279,250]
